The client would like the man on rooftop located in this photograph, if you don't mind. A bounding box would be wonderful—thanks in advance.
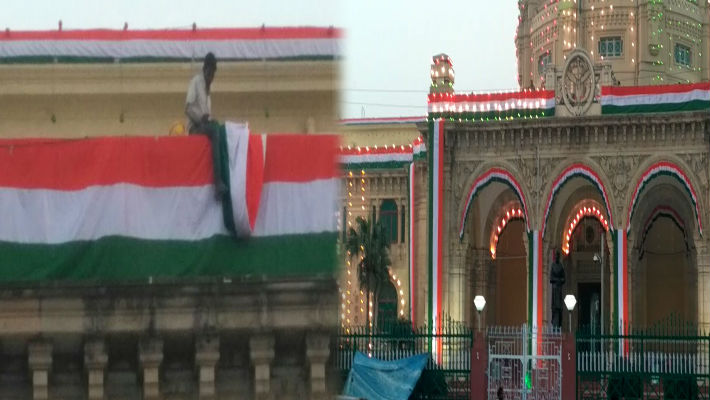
[185,52,226,198]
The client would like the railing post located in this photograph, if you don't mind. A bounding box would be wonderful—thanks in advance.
[471,331,487,400]
[563,333,576,400]
[522,324,527,400]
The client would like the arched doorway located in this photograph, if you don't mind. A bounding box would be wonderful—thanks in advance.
[641,215,693,325]
[627,161,701,329]
[488,208,527,326]
[458,166,532,330]
[541,162,616,331]
[562,203,611,334]
[631,199,697,328]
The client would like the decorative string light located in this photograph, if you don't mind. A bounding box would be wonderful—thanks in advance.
[339,168,369,331]
[388,268,407,317]
[490,206,525,259]
[340,170,356,331]
[337,137,426,330]
[562,205,609,255]
[517,0,706,86]
[351,169,371,332]
[430,54,454,92]
[339,138,423,171]
[428,89,554,122]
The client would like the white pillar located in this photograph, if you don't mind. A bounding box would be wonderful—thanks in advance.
[306,332,330,400]
[250,335,275,400]
[696,236,710,333]
[448,240,468,323]
[139,338,163,400]
[84,339,108,400]
[28,341,52,400]
[196,336,220,400]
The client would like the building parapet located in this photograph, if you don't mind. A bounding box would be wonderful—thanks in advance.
[428,50,709,121]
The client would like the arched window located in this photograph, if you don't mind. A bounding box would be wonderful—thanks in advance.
[379,199,398,244]
[400,205,406,243]
[377,279,398,326]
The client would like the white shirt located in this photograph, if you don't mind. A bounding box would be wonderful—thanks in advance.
[185,72,211,130]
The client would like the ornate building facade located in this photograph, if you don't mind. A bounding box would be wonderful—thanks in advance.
[0,27,341,400]
[0,28,339,137]
[339,51,710,346]
[516,0,710,88]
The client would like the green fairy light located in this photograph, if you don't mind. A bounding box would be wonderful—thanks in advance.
[525,371,532,389]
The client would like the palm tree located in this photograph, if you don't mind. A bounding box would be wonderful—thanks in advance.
[345,216,392,328]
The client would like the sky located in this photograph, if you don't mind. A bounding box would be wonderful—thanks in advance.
[1,0,519,119]
[342,1,519,119]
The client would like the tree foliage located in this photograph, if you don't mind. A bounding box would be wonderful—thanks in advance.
[345,216,392,323]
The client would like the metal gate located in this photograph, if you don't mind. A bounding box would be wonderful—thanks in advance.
[487,324,563,400]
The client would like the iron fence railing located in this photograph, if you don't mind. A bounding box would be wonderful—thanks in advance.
[576,315,710,400]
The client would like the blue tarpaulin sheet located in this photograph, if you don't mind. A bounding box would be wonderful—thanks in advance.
[342,351,428,400]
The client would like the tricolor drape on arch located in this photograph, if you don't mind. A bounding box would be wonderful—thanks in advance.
[0,122,339,282]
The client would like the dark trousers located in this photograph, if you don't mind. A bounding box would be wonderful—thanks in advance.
[190,121,225,195]
[551,307,562,328]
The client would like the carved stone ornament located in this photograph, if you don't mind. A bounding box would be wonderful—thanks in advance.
[594,154,645,214]
[561,50,595,116]
[453,161,481,202]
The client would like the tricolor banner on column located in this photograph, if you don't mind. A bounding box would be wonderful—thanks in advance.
[528,231,542,331]
[409,162,416,328]
[614,229,629,353]
[527,230,542,356]
[428,119,444,363]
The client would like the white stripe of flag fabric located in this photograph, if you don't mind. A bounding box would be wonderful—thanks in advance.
[0,28,341,61]
[224,122,262,237]
[0,124,339,282]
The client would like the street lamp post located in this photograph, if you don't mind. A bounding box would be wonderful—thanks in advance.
[564,295,577,333]
[594,232,605,335]
[474,295,486,332]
